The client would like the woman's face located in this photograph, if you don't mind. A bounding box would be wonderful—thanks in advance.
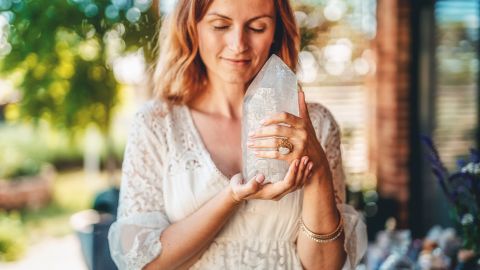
[196,0,276,86]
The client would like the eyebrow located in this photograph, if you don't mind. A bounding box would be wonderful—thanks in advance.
[206,12,274,23]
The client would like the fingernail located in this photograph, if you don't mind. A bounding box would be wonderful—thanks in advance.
[255,174,265,183]
[303,157,309,165]
[295,159,300,167]
[247,141,254,146]
[259,119,266,125]
[307,163,313,171]
[248,131,255,137]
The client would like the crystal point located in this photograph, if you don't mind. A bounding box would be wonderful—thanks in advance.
[242,55,299,183]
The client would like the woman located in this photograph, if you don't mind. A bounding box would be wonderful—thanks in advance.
[108,0,367,269]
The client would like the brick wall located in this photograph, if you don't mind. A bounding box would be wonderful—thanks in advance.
[371,0,412,227]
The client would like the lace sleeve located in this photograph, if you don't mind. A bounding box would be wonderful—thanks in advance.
[108,107,170,270]
[308,103,368,270]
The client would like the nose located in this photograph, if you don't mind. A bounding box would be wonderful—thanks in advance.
[227,26,248,54]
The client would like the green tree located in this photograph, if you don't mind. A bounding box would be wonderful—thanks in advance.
[1,0,159,170]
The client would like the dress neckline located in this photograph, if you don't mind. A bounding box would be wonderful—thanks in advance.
[181,105,231,183]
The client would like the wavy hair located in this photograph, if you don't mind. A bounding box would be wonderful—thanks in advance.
[152,0,299,106]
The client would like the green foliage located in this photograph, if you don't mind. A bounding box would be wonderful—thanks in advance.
[0,121,127,180]
[1,0,158,134]
[0,211,26,262]
[0,122,83,180]
[0,1,156,179]
[3,0,113,132]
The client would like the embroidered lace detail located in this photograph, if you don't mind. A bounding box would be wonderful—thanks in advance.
[108,213,167,270]
[108,102,170,270]
[190,239,303,270]
[307,103,367,269]
[307,103,345,204]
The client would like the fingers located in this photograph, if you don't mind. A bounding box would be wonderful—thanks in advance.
[252,157,311,201]
[305,161,314,179]
[235,158,314,202]
[259,112,304,128]
[249,133,307,161]
[247,136,287,149]
[248,124,294,139]
[273,157,310,200]
[248,138,287,161]
[298,90,311,121]
[280,158,299,191]
[248,137,294,161]
[248,160,298,200]
[252,149,284,160]
[230,173,265,201]
[295,156,309,186]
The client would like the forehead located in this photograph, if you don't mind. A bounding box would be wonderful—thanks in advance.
[205,0,275,20]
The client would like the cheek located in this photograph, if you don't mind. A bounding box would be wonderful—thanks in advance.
[251,35,274,58]
[198,32,222,59]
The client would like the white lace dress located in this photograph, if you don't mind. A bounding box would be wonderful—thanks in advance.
[108,100,367,270]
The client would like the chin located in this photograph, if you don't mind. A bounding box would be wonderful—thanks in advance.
[221,73,254,86]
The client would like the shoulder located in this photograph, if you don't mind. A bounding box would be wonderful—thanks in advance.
[133,99,184,128]
[307,102,340,130]
[134,99,171,122]
[306,102,341,144]
[129,99,180,140]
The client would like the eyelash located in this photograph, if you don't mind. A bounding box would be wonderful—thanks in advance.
[212,26,266,33]
[213,26,229,31]
[250,28,266,33]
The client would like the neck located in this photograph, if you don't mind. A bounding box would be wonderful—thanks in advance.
[189,76,246,120]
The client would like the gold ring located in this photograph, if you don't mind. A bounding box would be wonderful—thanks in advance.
[277,137,293,155]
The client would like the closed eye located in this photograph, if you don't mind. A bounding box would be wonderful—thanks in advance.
[249,27,265,33]
[212,25,266,33]
[213,25,229,31]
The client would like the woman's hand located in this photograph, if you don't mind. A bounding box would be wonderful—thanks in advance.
[229,155,311,202]
[247,90,328,177]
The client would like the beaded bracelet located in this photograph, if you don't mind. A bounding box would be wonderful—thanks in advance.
[299,215,344,243]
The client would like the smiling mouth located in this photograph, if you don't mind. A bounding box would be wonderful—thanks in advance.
[222,57,251,65]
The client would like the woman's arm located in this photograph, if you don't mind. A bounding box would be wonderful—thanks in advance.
[144,187,240,270]
[296,166,346,270]
[249,91,353,269]
[145,160,308,270]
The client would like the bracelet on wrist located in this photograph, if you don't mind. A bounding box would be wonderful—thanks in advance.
[299,214,344,244]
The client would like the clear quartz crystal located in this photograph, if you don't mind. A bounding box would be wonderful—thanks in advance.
[242,54,299,183]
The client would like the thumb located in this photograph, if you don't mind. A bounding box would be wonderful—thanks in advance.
[230,174,264,199]
[230,173,244,186]
[298,89,310,120]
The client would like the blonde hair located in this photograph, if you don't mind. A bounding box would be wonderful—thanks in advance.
[152,0,299,106]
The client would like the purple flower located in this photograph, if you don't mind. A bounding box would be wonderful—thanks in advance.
[470,149,480,163]
[422,135,480,253]
[421,136,453,202]
[456,159,467,170]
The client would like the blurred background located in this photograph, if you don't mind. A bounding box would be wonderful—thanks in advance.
[0,0,478,269]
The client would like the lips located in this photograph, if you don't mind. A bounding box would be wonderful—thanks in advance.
[222,57,251,64]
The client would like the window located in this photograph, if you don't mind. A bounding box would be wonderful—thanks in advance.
[433,0,479,169]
